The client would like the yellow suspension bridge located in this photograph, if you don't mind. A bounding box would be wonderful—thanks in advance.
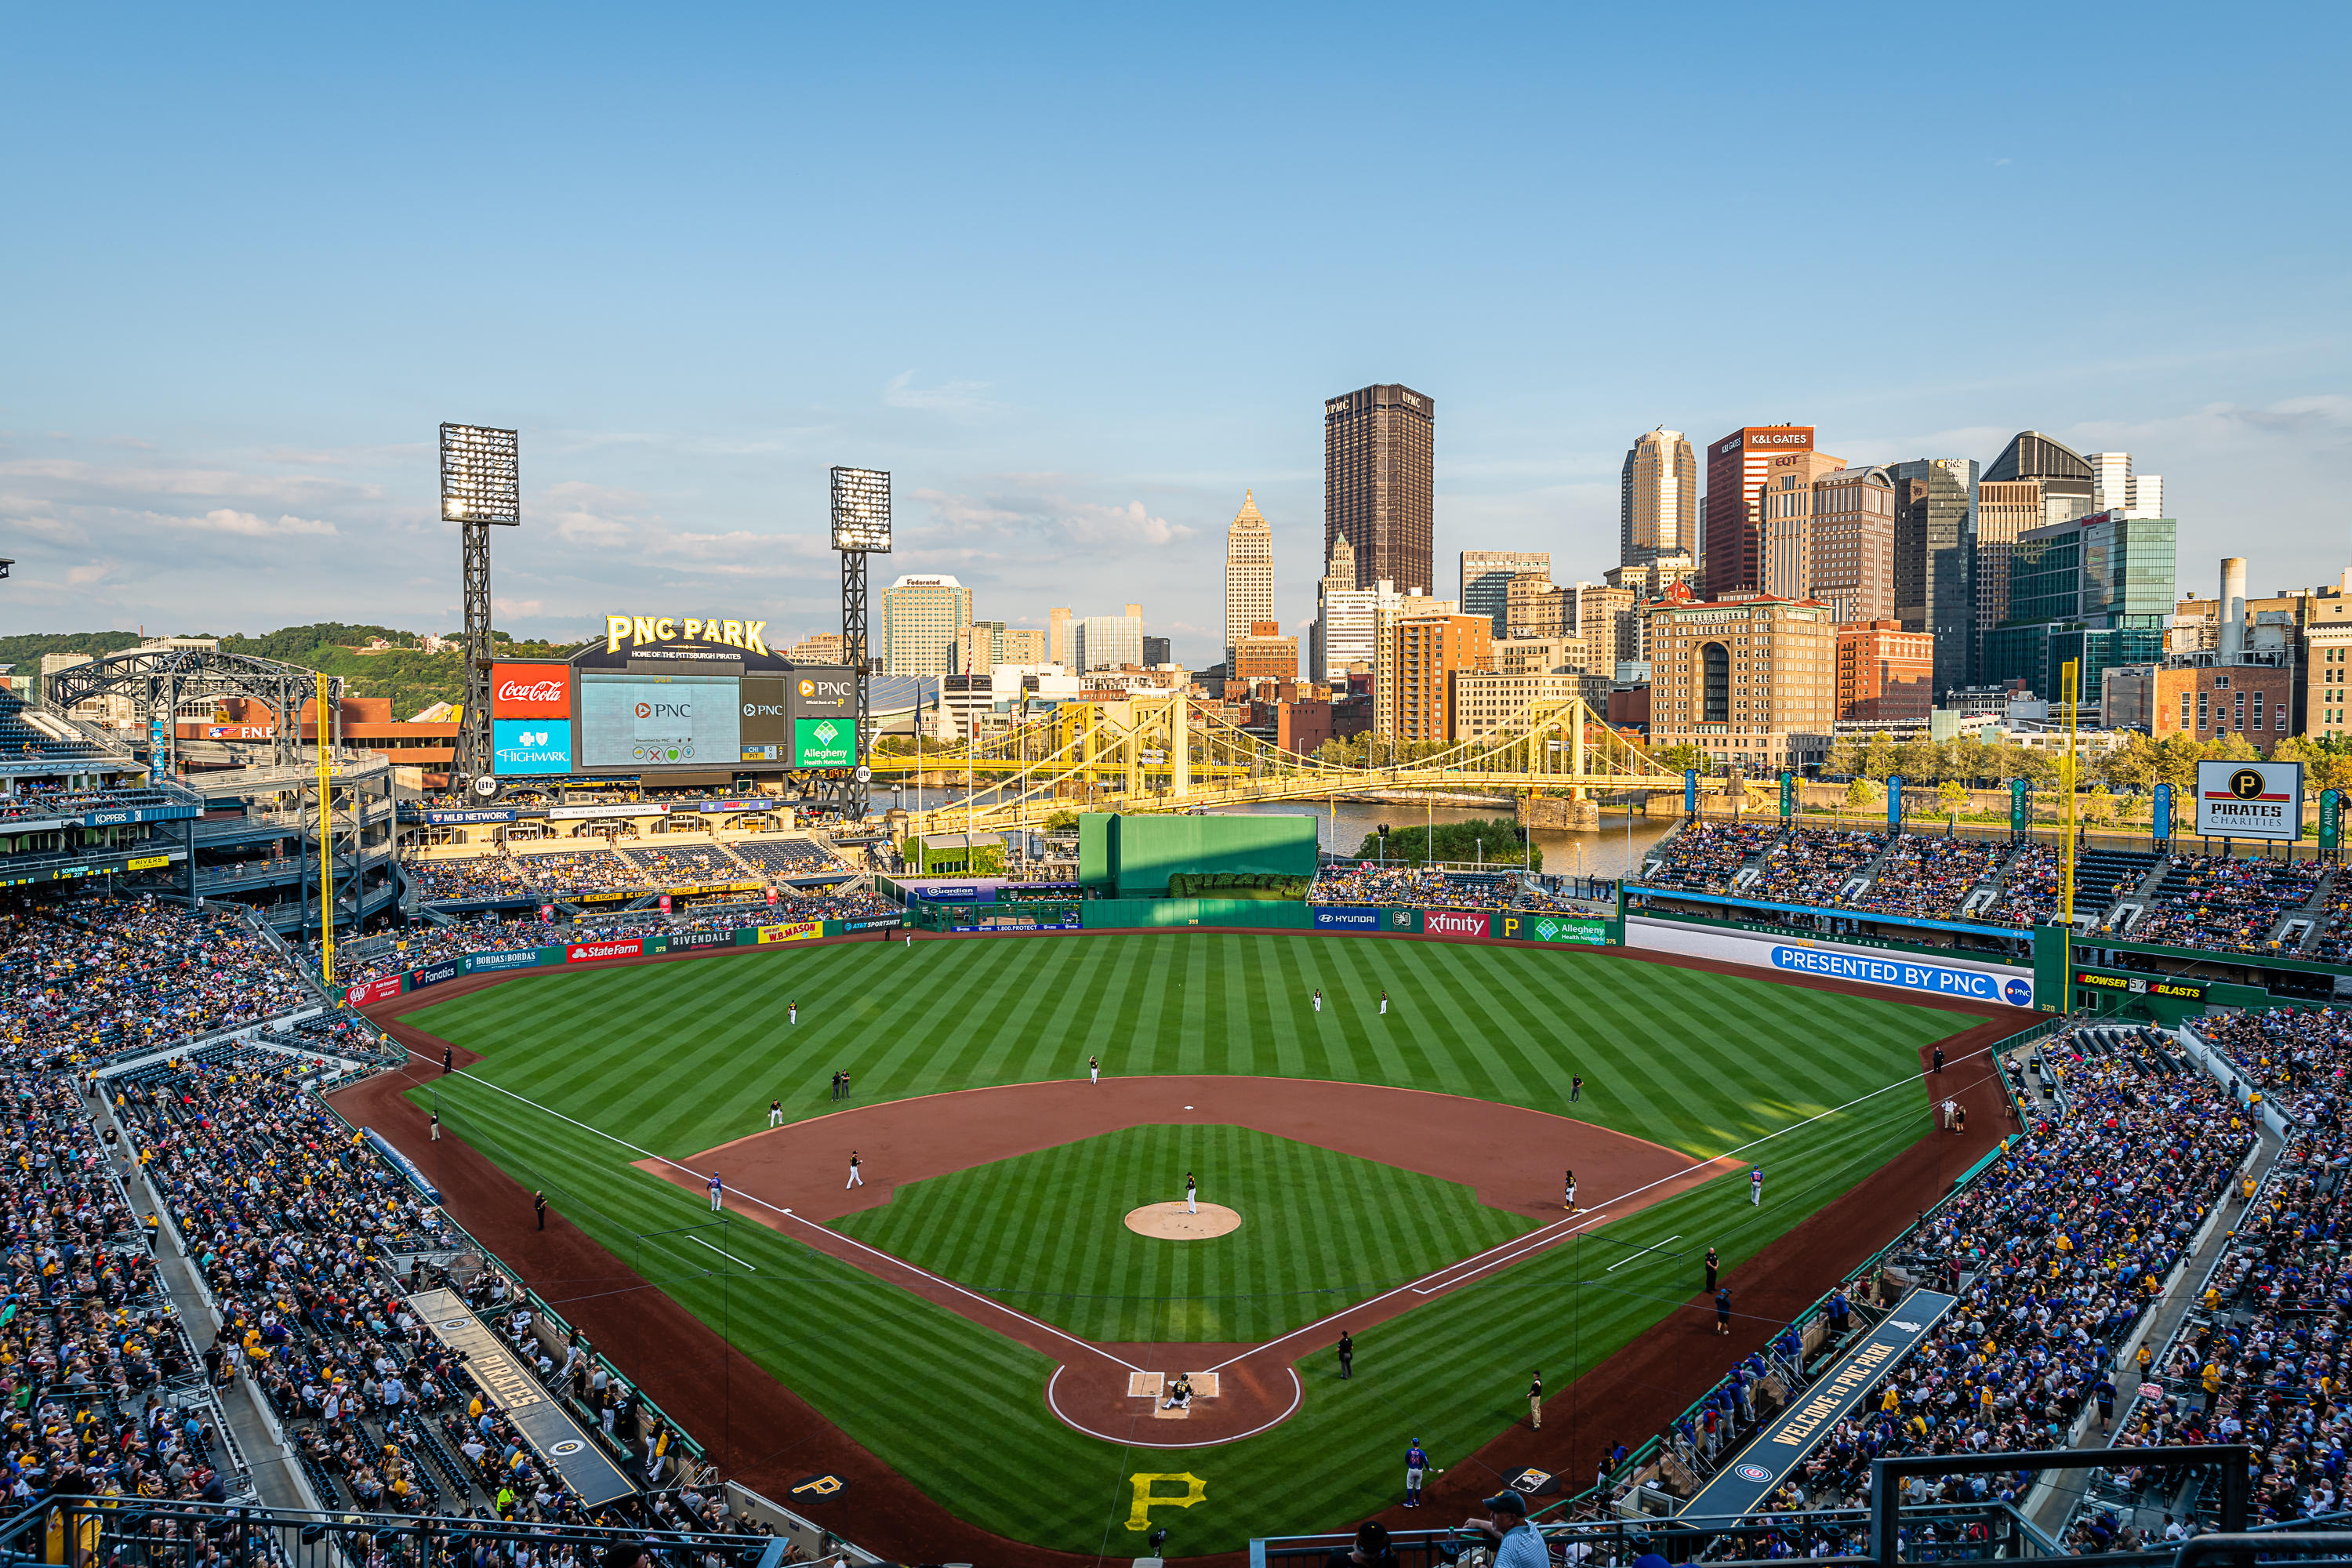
[869,692,1715,839]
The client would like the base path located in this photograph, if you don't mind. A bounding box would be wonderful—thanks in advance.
[639,1075,1743,1443]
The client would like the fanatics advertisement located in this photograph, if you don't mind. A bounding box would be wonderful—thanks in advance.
[412,959,464,989]
[1627,916,2034,1007]
[2195,760,2303,841]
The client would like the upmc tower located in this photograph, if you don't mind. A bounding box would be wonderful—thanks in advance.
[1704,424,1815,599]
[1325,383,1436,596]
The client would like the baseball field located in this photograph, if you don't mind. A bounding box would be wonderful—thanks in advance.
[353,930,2004,1560]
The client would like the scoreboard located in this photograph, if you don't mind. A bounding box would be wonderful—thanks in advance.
[488,615,855,779]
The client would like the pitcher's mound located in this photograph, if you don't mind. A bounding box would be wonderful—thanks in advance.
[1124,1202,1240,1240]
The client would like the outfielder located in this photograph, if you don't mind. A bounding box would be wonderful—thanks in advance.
[789,1000,798,1025]
[768,1098,783,1128]
[1749,1168,1763,1206]
[1089,1054,1099,1085]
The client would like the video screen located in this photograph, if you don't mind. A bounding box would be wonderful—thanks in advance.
[579,673,742,768]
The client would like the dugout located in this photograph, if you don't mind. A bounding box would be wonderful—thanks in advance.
[1077,811,1318,898]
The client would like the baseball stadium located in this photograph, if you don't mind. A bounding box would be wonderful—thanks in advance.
[2,568,2341,1568]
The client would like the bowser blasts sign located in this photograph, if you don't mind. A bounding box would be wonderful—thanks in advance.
[492,664,572,718]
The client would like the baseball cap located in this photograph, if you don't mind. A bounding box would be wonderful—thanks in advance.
[1481,1490,1528,1515]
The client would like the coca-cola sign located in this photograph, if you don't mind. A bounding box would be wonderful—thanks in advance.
[491,662,572,718]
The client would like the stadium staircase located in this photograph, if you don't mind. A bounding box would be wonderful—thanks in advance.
[2277,866,2337,953]
[1725,824,1790,893]
[1958,839,2030,919]
[1838,834,1906,904]
[2071,848,2166,931]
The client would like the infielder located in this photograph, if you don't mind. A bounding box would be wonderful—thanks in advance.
[768,1098,783,1128]
[1403,1438,1429,1508]
[706,1173,724,1212]
[1089,1054,1099,1085]
[1185,1171,1198,1214]
[846,1150,864,1189]
[1563,1170,1577,1212]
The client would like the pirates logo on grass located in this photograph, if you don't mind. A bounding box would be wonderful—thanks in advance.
[1126,1472,1207,1530]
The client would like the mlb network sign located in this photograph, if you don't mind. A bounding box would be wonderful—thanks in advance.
[493,719,574,775]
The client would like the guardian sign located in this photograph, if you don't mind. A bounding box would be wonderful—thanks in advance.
[2194,759,2303,841]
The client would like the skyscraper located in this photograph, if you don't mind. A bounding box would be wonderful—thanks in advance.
[1703,425,1817,598]
[1325,383,1436,598]
[1621,428,1697,568]
[880,575,975,677]
[1888,458,1978,700]
[1806,466,1897,625]
[1756,450,1848,604]
[2085,452,2165,518]
[1047,608,1072,669]
[1983,431,2095,528]
[1460,550,1550,637]
[1310,535,1360,682]
[1223,491,1274,666]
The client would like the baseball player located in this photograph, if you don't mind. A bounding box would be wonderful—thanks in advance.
[1404,1439,1429,1508]
[1527,1370,1543,1429]
[1185,1171,1198,1214]
[1563,1170,1577,1212]
[768,1098,783,1128]
[1379,989,1388,1016]
[1570,1074,1584,1103]
[1312,989,1323,1014]
[1715,1287,1733,1334]
[706,1174,724,1212]
[1161,1371,1193,1410]
[846,1151,864,1189]
[1089,1054,1099,1085]
[789,1000,798,1025]
[1749,1168,1763,1206]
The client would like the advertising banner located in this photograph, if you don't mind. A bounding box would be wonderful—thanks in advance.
[793,716,856,768]
[1677,1290,1955,1520]
[2009,779,2029,833]
[2195,759,2304,840]
[1421,908,1492,940]
[550,804,670,821]
[1312,906,1381,931]
[1684,769,1698,816]
[1779,771,1795,821]
[575,890,633,903]
[2152,782,2173,842]
[2324,789,2342,851]
[667,927,739,951]
[757,921,825,944]
[565,938,644,964]
[125,854,171,871]
[412,959,464,989]
[2074,970,2206,1003]
[579,672,741,768]
[425,809,519,826]
[1627,917,2034,1008]
[1886,774,1904,830]
[492,720,574,775]
[1494,912,1610,946]
[695,800,767,813]
[345,975,404,1007]
[837,913,904,932]
[465,948,544,975]
[490,663,572,719]
[739,677,790,763]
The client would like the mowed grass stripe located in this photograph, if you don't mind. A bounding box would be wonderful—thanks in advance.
[400,932,1977,1551]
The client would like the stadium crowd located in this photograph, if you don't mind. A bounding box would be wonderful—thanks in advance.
[2126,855,2326,954]
[2192,1007,2347,1125]
[1751,829,1887,906]
[2,898,313,1068]
[1842,834,2008,922]
[405,837,851,905]
[1639,821,1781,895]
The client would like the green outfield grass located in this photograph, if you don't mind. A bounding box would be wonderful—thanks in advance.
[831,1123,1537,1341]
[398,932,1981,1555]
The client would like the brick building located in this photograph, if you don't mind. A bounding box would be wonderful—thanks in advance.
[1835,620,1936,724]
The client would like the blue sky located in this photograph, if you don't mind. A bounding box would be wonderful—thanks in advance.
[5,2,2346,663]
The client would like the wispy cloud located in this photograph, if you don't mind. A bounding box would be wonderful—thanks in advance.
[884,371,1003,421]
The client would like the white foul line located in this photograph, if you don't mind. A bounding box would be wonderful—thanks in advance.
[1605,1234,1680,1273]
[403,1047,1142,1374]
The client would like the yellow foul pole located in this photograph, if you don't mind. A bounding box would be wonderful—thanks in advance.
[2060,659,2079,1013]
[316,673,334,987]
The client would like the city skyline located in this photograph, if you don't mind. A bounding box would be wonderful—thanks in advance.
[3,7,2344,663]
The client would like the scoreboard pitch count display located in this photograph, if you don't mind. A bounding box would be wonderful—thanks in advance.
[490,616,855,778]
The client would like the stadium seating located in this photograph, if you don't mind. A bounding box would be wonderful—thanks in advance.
[1842,835,2010,921]
[730,838,849,877]
[2124,855,2325,954]
[1750,829,1886,905]
[1640,821,1782,895]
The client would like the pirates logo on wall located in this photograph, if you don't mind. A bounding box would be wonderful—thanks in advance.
[789,1475,846,1501]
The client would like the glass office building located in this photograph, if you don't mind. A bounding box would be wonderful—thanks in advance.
[1983,511,2176,711]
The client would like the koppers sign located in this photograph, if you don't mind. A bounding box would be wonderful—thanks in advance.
[1627,916,2033,1008]
[757,921,824,945]
[1421,908,1490,939]
[345,975,403,1007]
[566,938,644,964]
[1312,906,1381,931]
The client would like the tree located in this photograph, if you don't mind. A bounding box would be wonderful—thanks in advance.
[1948,735,1994,786]
[1824,736,1867,779]
[2099,732,2159,793]
[1936,779,1970,817]
[1844,777,1878,811]
[1860,731,1899,782]
[2205,732,2261,762]
[2153,732,2206,793]
[1656,742,1706,772]
[1893,738,1944,783]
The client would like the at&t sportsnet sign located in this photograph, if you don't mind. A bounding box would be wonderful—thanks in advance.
[2196,760,2303,841]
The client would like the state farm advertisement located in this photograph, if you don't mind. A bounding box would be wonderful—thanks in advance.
[566,938,644,964]
[491,662,572,719]
[345,975,404,1007]
[1420,908,1493,939]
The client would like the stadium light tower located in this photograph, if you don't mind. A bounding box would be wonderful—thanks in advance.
[830,466,891,821]
[440,423,521,794]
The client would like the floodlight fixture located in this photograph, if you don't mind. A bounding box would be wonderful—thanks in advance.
[829,466,892,553]
[0,559,13,579]
[440,423,521,525]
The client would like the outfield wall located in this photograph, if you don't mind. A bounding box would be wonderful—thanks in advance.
[1078,811,1320,897]
[1625,914,2038,1008]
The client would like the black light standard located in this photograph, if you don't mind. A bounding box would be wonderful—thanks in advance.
[830,466,892,822]
[440,423,521,797]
